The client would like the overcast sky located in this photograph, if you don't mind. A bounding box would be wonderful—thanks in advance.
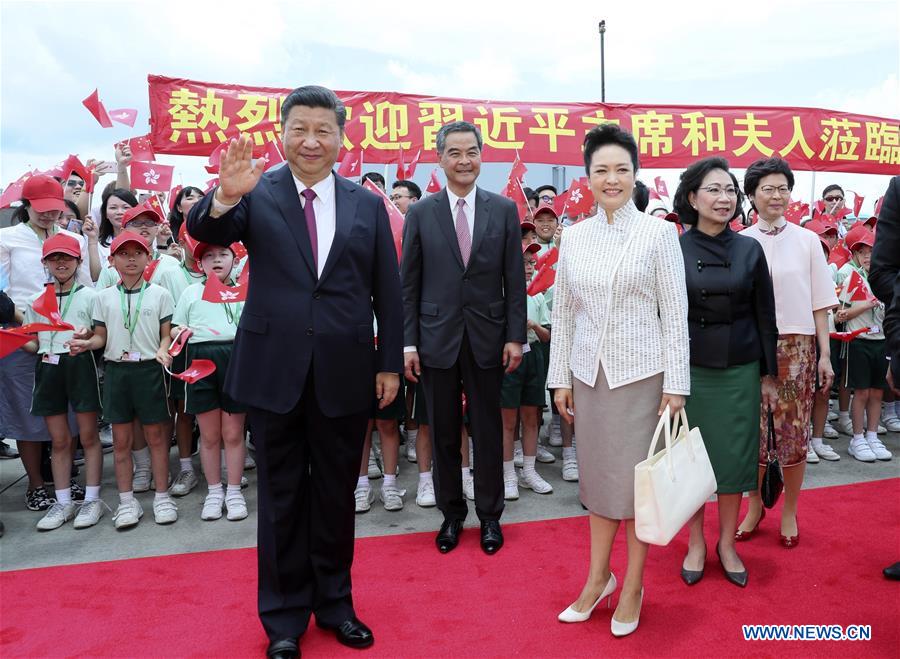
[1,0,898,211]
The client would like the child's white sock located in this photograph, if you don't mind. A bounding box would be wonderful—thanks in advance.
[357,476,369,489]
[503,460,516,479]
[119,491,134,504]
[179,457,193,473]
[522,455,537,473]
[383,474,397,488]
[84,485,101,502]
[226,484,241,496]
[154,491,171,502]
[562,446,576,460]
[419,470,432,484]
[132,446,151,466]
[55,487,72,506]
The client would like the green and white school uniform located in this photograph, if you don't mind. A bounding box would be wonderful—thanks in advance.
[26,285,101,417]
[159,263,206,400]
[96,252,181,291]
[500,291,550,409]
[172,282,245,415]
[93,282,174,425]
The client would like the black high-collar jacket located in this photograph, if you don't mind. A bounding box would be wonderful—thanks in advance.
[679,226,778,376]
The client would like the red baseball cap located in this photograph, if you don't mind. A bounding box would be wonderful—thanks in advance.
[109,232,150,255]
[818,236,831,256]
[520,220,536,232]
[522,242,541,255]
[803,219,838,236]
[845,224,875,251]
[41,233,81,259]
[192,241,240,262]
[864,215,877,227]
[21,174,67,213]
[664,212,680,223]
[122,206,163,228]
[532,202,559,221]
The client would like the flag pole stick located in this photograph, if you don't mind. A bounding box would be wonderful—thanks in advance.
[809,170,816,216]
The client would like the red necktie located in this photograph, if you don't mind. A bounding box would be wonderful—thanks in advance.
[455,198,471,266]
[301,188,318,271]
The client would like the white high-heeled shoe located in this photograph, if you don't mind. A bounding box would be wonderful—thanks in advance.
[557,573,618,623]
[610,588,643,637]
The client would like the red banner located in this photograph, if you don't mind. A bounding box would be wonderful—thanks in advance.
[148,74,900,175]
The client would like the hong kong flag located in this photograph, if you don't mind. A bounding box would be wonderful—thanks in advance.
[115,135,155,162]
[562,178,594,217]
[396,149,421,180]
[536,247,559,270]
[259,141,284,172]
[62,155,96,193]
[425,169,442,194]
[169,359,216,384]
[337,151,362,178]
[654,176,669,198]
[108,108,138,127]
[130,161,174,192]
[205,142,229,174]
[82,88,113,128]
[363,179,404,264]
[168,185,182,211]
[527,264,556,296]
[202,272,248,303]
[204,178,219,194]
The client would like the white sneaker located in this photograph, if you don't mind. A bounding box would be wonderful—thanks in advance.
[406,441,417,463]
[504,475,519,500]
[225,491,249,520]
[73,499,108,529]
[36,501,76,531]
[519,469,553,494]
[562,456,579,481]
[113,499,143,529]
[835,417,853,435]
[367,452,383,479]
[244,452,256,470]
[416,478,436,507]
[823,422,839,439]
[462,472,475,501]
[882,414,900,433]
[806,443,820,464]
[132,465,152,493]
[549,416,563,446]
[153,496,178,524]
[355,486,375,513]
[513,443,524,468]
[848,437,877,462]
[877,424,887,435]
[536,444,556,463]
[201,490,225,520]
[169,469,198,497]
[380,483,406,511]
[866,435,893,460]
[811,440,840,461]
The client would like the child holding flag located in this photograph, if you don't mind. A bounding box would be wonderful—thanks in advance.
[24,234,103,530]
[171,241,248,521]
[835,226,892,462]
[68,233,176,529]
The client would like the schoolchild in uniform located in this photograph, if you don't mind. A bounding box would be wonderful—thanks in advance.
[25,234,104,530]
[500,243,553,500]
[171,241,249,520]
[68,233,176,529]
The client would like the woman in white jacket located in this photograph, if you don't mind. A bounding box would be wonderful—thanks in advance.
[549,124,690,637]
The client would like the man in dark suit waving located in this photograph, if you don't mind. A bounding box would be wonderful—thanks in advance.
[401,121,526,556]
[188,86,402,659]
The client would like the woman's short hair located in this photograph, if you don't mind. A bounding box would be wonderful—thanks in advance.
[743,157,795,198]
[583,124,640,176]
[672,157,745,225]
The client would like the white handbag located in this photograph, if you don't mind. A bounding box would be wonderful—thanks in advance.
[634,406,717,546]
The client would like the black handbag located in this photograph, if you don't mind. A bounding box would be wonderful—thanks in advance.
[761,408,783,509]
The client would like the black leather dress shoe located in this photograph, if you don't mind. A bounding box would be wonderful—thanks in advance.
[317,616,374,649]
[266,638,299,659]
[883,561,900,580]
[680,566,704,586]
[480,520,504,554]
[717,544,748,588]
[436,518,463,553]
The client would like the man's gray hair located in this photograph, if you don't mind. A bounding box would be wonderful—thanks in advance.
[435,121,483,155]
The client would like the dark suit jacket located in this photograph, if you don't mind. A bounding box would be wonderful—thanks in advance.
[870,175,900,383]
[187,167,403,417]
[401,187,526,370]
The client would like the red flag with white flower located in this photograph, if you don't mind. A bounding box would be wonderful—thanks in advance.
[363,179,403,264]
[108,108,138,127]
[425,169,442,194]
[654,176,669,198]
[396,149,421,180]
[202,271,248,303]
[82,88,113,128]
[168,185,183,211]
[115,135,155,162]
[260,141,284,172]
[204,178,219,194]
[528,264,556,296]
[535,247,559,270]
[205,142,229,174]
[130,161,174,192]
[61,155,96,193]
[337,151,362,178]
[562,178,594,217]
[168,359,216,383]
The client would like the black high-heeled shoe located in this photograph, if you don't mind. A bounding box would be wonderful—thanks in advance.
[716,543,748,588]
[680,547,706,586]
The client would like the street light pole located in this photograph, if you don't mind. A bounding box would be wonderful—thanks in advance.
[598,20,606,102]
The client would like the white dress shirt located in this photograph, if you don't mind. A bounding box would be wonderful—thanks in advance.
[0,223,93,311]
[211,173,337,277]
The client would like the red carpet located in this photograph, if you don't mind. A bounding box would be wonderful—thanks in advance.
[2,478,898,658]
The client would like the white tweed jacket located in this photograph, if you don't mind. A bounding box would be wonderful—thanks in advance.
[547,200,690,395]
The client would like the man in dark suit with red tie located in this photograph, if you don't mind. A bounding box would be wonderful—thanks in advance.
[188,86,402,659]
[401,121,526,556]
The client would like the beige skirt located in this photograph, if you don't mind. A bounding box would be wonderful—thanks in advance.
[573,364,664,520]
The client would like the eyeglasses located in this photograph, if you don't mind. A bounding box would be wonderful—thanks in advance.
[759,185,791,196]
[699,186,738,197]
[66,180,83,188]
[824,195,844,202]
[539,194,554,202]
[127,220,158,228]
[389,194,410,201]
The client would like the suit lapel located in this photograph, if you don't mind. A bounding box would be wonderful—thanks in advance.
[269,166,317,279]
[469,187,492,267]
[433,189,465,270]
[318,173,356,286]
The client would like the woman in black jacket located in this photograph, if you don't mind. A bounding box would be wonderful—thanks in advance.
[674,157,779,588]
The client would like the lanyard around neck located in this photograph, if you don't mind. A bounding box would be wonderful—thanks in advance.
[118,281,147,338]
[48,283,80,351]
